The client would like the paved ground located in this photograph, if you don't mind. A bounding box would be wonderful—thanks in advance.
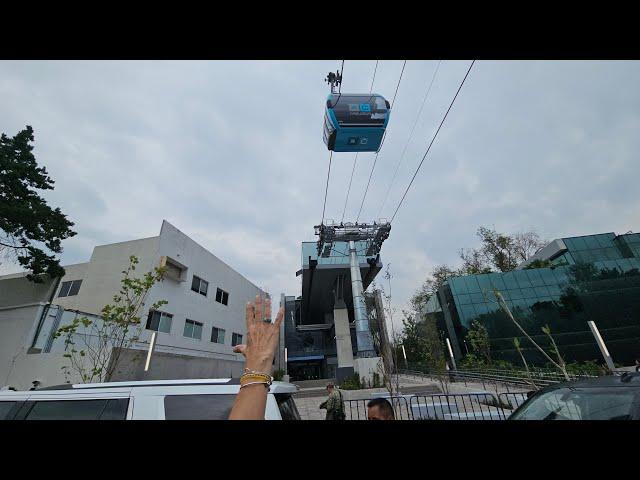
[293,375,443,420]
[292,374,530,420]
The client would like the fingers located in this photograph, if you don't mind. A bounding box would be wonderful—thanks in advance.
[246,301,255,330]
[264,296,272,322]
[274,306,284,328]
[254,294,263,323]
[233,344,247,355]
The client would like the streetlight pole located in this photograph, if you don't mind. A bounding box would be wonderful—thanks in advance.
[587,321,616,373]
[401,344,408,370]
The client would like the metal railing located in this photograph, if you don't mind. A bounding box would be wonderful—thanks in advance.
[398,367,596,390]
[409,393,509,420]
[344,396,414,420]
[341,392,534,420]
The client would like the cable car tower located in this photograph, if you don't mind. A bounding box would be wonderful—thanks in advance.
[314,220,391,358]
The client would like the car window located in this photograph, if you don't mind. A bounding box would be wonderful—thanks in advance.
[0,401,22,420]
[164,394,237,420]
[275,394,301,420]
[510,388,638,420]
[23,399,129,420]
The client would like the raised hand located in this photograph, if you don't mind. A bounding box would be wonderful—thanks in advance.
[233,294,284,375]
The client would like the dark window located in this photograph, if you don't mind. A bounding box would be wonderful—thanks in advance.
[275,394,301,420]
[58,281,71,297]
[68,280,82,296]
[216,288,229,306]
[231,333,243,346]
[58,280,82,297]
[0,401,21,420]
[191,276,208,296]
[23,398,129,420]
[211,327,226,344]
[146,311,173,333]
[164,394,236,420]
[183,319,203,340]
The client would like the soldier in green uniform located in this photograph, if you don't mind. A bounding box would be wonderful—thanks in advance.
[319,382,345,420]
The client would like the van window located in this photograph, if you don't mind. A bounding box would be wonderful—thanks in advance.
[164,394,236,420]
[0,401,21,420]
[275,394,301,420]
[23,398,129,420]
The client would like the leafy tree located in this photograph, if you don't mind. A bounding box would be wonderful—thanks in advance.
[0,126,76,282]
[54,256,167,383]
[466,319,491,365]
[460,226,547,273]
[523,259,553,269]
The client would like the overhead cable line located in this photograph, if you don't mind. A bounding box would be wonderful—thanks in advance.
[320,60,344,226]
[377,60,442,218]
[390,60,476,223]
[341,60,379,223]
[356,60,407,223]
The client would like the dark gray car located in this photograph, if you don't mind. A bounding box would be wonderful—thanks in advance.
[509,372,640,420]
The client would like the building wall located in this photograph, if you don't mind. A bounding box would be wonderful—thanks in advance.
[0,220,267,388]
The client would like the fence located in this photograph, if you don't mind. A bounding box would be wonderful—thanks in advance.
[399,367,596,390]
[344,396,414,420]
[342,392,532,420]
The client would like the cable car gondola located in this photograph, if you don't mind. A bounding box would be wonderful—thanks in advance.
[323,93,391,153]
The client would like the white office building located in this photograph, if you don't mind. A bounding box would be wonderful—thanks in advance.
[0,220,279,390]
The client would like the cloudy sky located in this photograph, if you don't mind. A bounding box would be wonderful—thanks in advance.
[1,60,639,332]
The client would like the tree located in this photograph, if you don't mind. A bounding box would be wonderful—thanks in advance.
[492,289,570,381]
[0,126,76,282]
[54,256,167,383]
[466,319,491,365]
[460,226,547,273]
[410,264,459,314]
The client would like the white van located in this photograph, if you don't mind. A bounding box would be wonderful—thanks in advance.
[0,378,300,420]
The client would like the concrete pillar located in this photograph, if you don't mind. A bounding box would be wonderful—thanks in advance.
[333,299,355,383]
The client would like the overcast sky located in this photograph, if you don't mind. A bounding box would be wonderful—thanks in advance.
[1,60,639,332]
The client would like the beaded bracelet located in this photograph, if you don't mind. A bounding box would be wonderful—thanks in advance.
[240,372,273,386]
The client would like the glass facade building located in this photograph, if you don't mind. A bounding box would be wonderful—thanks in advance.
[284,241,386,381]
[425,232,640,366]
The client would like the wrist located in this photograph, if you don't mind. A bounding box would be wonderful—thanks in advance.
[245,356,273,374]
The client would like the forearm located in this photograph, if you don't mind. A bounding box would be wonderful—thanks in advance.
[228,384,268,420]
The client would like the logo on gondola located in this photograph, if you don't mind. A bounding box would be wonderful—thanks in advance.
[348,137,358,145]
[359,103,371,112]
[360,138,368,145]
[348,104,359,112]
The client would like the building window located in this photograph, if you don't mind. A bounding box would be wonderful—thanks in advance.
[58,280,83,297]
[191,276,208,296]
[183,319,203,340]
[231,333,243,346]
[146,311,173,334]
[215,288,229,306]
[211,326,226,344]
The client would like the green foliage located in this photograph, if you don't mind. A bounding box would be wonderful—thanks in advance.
[524,259,553,269]
[273,369,285,381]
[466,319,491,365]
[0,126,77,282]
[372,372,382,388]
[339,374,362,390]
[55,255,167,383]
[565,360,608,376]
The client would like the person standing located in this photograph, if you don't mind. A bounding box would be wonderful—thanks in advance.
[319,383,345,420]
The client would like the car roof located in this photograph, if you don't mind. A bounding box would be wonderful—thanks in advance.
[540,372,640,392]
[0,379,298,395]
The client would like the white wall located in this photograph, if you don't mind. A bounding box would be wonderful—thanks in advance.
[138,221,265,362]
[0,220,267,388]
